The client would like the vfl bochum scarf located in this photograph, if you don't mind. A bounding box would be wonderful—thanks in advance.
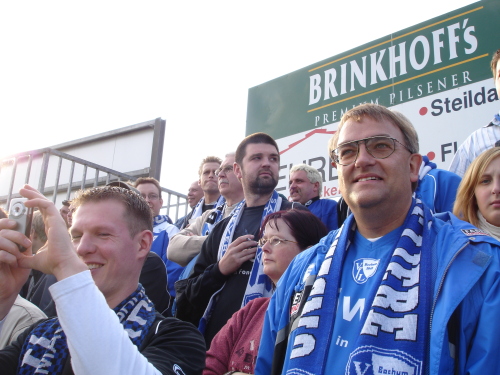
[201,197,227,236]
[287,199,432,375]
[198,191,279,333]
[191,195,225,223]
[18,285,156,375]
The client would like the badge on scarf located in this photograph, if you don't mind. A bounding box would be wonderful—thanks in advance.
[346,346,422,375]
[352,258,380,284]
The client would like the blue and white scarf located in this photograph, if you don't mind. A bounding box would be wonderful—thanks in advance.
[201,197,227,236]
[287,199,432,375]
[417,155,436,182]
[190,197,205,221]
[153,214,173,227]
[198,191,280,333]
[190,195,224,224]
[18,285,156,375]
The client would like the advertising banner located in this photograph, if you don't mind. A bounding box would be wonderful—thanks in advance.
[246,0,500,198]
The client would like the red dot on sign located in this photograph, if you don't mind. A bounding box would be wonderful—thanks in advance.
[419,107,428,116]
[427,152,435,160]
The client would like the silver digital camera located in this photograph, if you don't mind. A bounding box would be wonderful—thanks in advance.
[8,198,33,252]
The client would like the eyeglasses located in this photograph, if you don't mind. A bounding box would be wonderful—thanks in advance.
[215,165,234,177]
[331,136,412,166]
[141,193,160,201]
[258,236,298,248]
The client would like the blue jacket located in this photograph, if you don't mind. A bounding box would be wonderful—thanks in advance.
[415,168,461,214]
[152,217,184,298]
[255,212,500,375]
[307,198,338,232]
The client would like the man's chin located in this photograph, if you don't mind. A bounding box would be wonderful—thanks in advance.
[204,187,220,195]
[247,176,278,195]
[251,184,276,196]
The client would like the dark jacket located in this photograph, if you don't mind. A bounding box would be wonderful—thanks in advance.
[0,314,206,375]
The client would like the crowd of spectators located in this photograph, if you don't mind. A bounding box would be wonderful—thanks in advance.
[1,49,500,375]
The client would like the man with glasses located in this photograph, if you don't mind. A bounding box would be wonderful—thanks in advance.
[335,112,461,227]
[176,133,307,347]
[133,178,181,306]
[256,104,500,375]
[168,153,244,267]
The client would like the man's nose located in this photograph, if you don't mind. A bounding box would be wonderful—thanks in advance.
[354,143,376,167]
[76,235,96,257]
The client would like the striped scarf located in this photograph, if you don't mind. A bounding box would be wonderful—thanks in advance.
[201,197,227,236]
[198,191,280,333]
[287,199,432,375]
[17,285,156,375]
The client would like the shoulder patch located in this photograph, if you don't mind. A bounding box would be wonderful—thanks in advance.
[461,228,489,236]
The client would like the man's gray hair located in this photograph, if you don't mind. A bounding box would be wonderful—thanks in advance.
[290,164,323,197]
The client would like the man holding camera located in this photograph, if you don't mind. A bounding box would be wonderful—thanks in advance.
[0,185,205,374]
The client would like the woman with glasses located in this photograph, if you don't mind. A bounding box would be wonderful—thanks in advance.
[204,209,328,375]
[453,147,500,241]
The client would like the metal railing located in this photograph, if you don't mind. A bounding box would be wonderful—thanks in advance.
[0,148,188,221]
[161,187,189,222]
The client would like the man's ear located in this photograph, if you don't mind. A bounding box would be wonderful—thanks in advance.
[313,181,320,195]
[409,153,423,185]
[234,162,243,180]
[136,230,153,261]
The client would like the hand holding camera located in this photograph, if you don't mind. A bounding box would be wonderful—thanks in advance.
[8,198,33,252]
[0,185,85,280]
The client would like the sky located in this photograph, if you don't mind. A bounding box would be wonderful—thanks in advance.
[0,0,478,195]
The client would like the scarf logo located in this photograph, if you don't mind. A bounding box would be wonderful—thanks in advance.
[346,346,422,375]
[353,258,380,284]
[173,364,186,375]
